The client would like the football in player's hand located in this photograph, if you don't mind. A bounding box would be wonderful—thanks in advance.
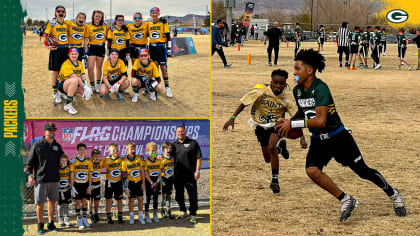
[274,120,303,139]
[46,34,58,47]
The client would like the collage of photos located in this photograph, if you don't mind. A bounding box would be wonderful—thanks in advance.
[0,0,419,235]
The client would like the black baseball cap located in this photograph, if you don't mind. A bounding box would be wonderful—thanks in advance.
[44,122,57,131]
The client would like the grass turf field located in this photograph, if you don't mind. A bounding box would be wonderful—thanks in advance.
[212,40,420,235]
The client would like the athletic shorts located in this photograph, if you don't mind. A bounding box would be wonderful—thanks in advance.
[350,45,359,54]
[103,78,122,86]
[90,182,101,200]
[149,44,167,65]
[128,180,143,198]
[114,48,129,61]
[318,38,324,45]
[162,176,174,195]
[398,47,407,59]
[254,125,277,147]
[105,180,123,200]
[58,188,72,205]
[48,47,68,71]
[145,176,160,197]
[58,79,81,95]
[359,45,368,58]
[337,46,349,54]
[87,44,105,57]
[34,181,59,204]
[74,182,90,200]
[129,44,147,59]
[306,129,361,170]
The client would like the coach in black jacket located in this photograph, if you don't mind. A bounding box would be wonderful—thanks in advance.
[172,126,202,224]
[26,122,63,234]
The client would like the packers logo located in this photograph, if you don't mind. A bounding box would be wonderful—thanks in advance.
[149,170,160,177]
[386,9,408,24]
[72,33,83,41]
[110,169,121,178]
[304,110,316,120]
[76,171,87,180]
[115,37,125,45]
[59,179,69,188]
[133,33,144,39]
[92,170,101,180]
[164,168,174,176]
[94,33,105,40]
[109,74,119,80]
[150,32,160,39]
[130,169,140,178]
[58,33,67,42]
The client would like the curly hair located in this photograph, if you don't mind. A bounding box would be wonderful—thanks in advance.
[271,69,288,79]
[294,49,326,73]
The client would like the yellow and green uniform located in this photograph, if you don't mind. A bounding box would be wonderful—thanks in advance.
[91,159,102,184]
[144,157,162,178]
[132,60,160,78]
[65,20,86,48]
[70,157,93,183]
[57,59,85,82]
[59,165,71,189]
[101,156,122,182]
[44,21,68,46]
[128,23,149,45]
[85,24,108,45]
[102,59,127,82]
[107,27,131,50]
[240,84,297,124]
[148,20,170,44]
[161,155,175,178]
[121,155,144,182]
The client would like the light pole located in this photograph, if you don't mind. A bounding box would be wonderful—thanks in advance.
[45,8,47,21]
[311,0,314,32]
[110,0,112,25]
[72,0,74,20]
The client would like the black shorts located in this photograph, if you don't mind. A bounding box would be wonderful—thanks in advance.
[90,182,101,200]
[359,45,368,58]
[149,45,167,65]
[398,47,407,59]
[337,46,349,54]
[318,38,324,45]
[254,126,277,147]
[48,47,68,71]
[87,44,105,57]
[128,180,143,198]
[162,176,174,195]
[350,45,359,54]
[58,188,72,205]
[74,182,90,200]
[105,180,123,200]
[306,129,361,170]
[57,80,66,94]
[115,48,129,61]
[103,78,121,86]
[145,176,160,197]
[129,44,147,59]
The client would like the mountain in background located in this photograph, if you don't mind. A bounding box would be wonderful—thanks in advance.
[228,0,302,15]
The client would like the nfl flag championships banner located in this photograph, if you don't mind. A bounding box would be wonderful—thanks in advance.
[242,2,255,28]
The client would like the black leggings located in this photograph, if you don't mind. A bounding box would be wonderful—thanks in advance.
[267,44,279,64]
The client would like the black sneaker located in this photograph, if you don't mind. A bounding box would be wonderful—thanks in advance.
[270,179,280,194]
[90,214,97,223]
[339,63,342,67]
[107,216,114,224]
[268,62,272,66]
[390,188,407,217]
[94,213,100,222]
[340,194,358,222]
[345,62,349,67]
[37,223,44,235]
[118,216,123,224]
[224,64,232,69]
[161,208,167,218]
[168,209,174,219]
[47,221,58,232]
[277,140,289,159]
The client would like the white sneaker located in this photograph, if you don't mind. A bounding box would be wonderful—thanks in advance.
[408,65,413,71]
[144,213,152,223]
[94,84,100,93]
[374,64,381,70]
[123,89,129,94]
[390,188,406,217]
[61,93,67,100]
[82,217,90,228]
[77,218,85,229]
[383,52,386,56]
[150,92,157,101]
[58,218,64,227]
[153,212,159,222]
[64,216,72,227]
[132,93,139,103]
[129,215,134,225]
[165,87,173,98]
[64,103,78,115]
[138,215,146,224]
[340,194,358,222]
[54,92,62,103]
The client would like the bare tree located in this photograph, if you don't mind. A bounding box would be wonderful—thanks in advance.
[263,9,294,23]
[212,0,227,21]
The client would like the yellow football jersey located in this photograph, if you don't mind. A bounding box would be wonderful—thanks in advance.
[128,23,149,45]
[121,155,144,182]
[85,24,108,45]
[65,20,86,47]
[240,85,297,124]
[148,20,169,44]
[143,158,162,177]
[101,156,122,182]
[59,165,71,189]
[44,21,68,45]
[57,59,85,82]
[91,159,102,183]
[107,27,131,50]
[102,59,127,82]
[161,155,175,178]
[132,60,160,78]
[70,157,93,183]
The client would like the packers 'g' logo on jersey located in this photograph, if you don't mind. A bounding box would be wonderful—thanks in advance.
[130,169,140,178]
[72,33,83,41]
[59,179,69,188]
[94,33,105,40]
[149,170,160,177]
[150,32,160,39]
[115,37,125,45]
[92,170,101,180]
[76,171,88,180]
[110,169,121,178]
[58,33,68,42]
[304,110,316,120]
[164,168,174,176]
[133,33,144,39]
[109,74,119,80]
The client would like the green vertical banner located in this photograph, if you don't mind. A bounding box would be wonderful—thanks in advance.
[0,0,26,235]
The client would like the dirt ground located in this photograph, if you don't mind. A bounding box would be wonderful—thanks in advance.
[212,40,420,235]
[22,33,210,118]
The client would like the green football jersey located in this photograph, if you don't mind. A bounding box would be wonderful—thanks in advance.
[380,32,387,42]
[295,28,303,41]
[360,33,369,45]
[373,32,381,46]
[398,34,407,48]
[317,29,325,39]
[293,78,343,135]
[349,32,360,45]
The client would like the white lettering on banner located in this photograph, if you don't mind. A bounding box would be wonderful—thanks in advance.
[298,98,316,108]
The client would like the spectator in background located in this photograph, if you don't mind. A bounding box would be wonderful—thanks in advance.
[254,24,259,40]
[264,22,287,67]
[231,23,237,45]
[413,29,420,70]
[336,21,350,67]
[173,26,178,38]
[222,22,229,47]
[212,19,231,69]
[250,24,255,39]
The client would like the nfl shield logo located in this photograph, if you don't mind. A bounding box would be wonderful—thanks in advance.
[62,128,74,142]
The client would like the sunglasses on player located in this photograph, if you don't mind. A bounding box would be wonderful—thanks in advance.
[56,10,65,13]
[139,54,148,57]
[134,17,141,20]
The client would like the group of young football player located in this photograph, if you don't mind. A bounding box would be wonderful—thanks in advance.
[44,5,173,115]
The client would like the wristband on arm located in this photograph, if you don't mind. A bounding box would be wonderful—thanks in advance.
[290,120,307,129]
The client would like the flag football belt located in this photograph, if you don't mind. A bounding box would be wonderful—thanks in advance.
[130,44,147,48]
[149,43,165,46]
[92,183,101,189]
[69,44,83,47]
[57,45,68,48]
[90,43,104,46]
[74,180,88,184]
[312,125,344,140]
[107,179,121,188]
